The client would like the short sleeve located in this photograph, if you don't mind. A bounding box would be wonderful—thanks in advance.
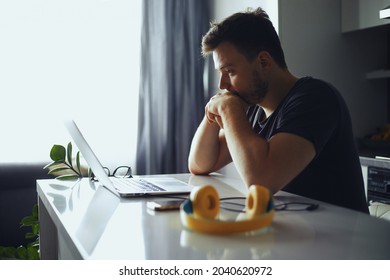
[274,81,340,155]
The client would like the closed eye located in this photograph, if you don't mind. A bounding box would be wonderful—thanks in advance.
[224,68,235,76]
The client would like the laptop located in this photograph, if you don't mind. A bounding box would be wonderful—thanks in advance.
[64,120,194,197]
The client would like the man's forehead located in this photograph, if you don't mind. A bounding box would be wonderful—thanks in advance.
[212,42,240,70]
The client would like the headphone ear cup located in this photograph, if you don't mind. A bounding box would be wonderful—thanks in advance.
[180,184,274,235]
[245,185,271,219]
[190,185,220,219]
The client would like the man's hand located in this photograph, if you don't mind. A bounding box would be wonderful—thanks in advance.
[205,92,249,128]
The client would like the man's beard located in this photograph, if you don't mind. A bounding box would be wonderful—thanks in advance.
[238,70,268,105]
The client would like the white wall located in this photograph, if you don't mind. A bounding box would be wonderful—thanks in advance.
[278,0,387,137]
[212,0,279,31]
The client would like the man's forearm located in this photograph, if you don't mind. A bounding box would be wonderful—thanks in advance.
[219,104,270,187]
[188,116,229,174]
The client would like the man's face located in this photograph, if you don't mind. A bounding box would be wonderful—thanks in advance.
[213,42,268,105]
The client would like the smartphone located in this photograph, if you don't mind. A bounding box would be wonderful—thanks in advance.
[146,199,184,211]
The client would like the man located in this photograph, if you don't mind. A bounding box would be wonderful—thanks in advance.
[188,7,368,213]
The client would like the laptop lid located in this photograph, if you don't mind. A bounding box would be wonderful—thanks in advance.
[64,120,193,197]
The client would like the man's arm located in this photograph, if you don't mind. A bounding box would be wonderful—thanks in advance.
[218,96,316,193]
[188,116,232,175]
[190,93,316,194]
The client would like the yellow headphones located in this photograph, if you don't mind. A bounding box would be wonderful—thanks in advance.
[180,184,274,235]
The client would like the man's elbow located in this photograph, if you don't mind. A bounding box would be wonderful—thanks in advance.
[243,174,281,195]
[188,161,211,175]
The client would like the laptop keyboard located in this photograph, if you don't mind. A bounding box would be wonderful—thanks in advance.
[110,177,165,192]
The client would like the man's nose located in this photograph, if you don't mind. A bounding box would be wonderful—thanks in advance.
[219,74,230,90]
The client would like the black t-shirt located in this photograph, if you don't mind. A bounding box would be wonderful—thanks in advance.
[247,77,368,213]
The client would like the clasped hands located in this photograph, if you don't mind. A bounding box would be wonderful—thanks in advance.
[205,91,249,129]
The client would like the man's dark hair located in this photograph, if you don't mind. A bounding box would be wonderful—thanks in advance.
[202,7,287,69]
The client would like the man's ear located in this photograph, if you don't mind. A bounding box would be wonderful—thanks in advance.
[257,51,272,68]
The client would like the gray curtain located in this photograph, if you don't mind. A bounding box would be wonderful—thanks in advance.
[136,0,210,175]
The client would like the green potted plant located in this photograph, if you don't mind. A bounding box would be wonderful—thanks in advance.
[0,204,39,260]
[0,142,87,259]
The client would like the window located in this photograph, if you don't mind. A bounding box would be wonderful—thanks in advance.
[0,0,141,171]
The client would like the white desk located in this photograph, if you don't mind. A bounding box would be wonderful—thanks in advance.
[37,173,390,260]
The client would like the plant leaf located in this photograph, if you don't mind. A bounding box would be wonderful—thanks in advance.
[16,246,27,260]
[56,174,80,181]
[32,223,39,235]
[32,204,38,218]
[67,142,73,166]
[43,160,65,170]
[50,145,66,161]
[48,166,71,175]
[2,247,16,258]
[88,168,94,179]
[27,246,40,260]
[76,151,81,174]
[20,216,37,227]
[25,232,37,239]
